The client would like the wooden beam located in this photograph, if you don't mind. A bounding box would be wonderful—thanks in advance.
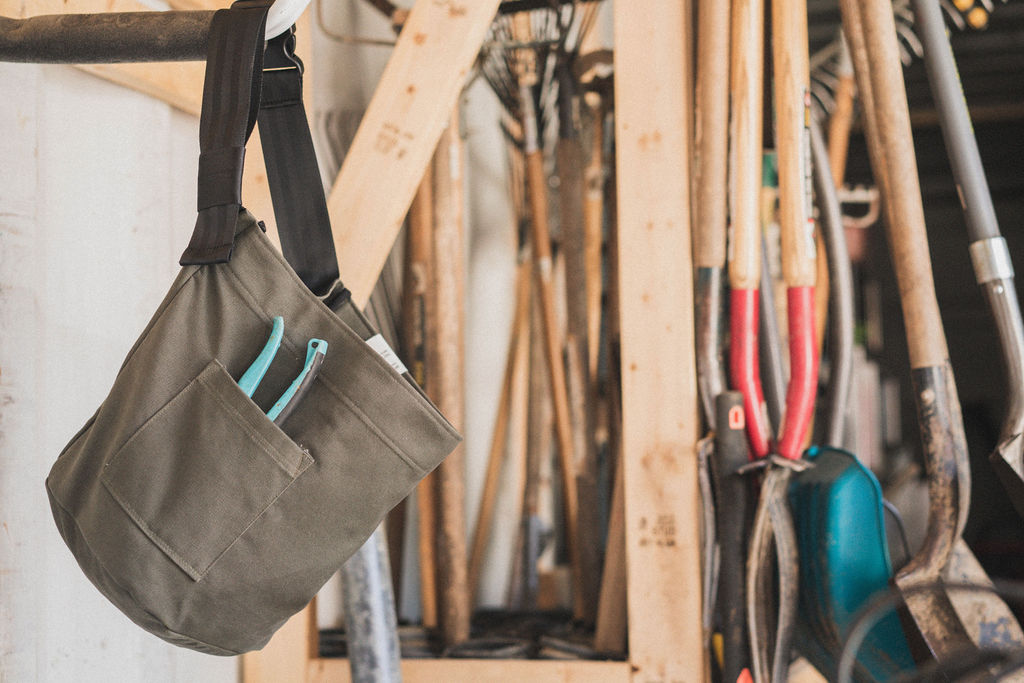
[613,1,704,681]
[326,0,501,307]
[241,601,317,683]
[308,658,632,683]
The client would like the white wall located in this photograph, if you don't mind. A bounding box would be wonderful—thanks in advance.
[0,63,237,682]
[0,3,590,677]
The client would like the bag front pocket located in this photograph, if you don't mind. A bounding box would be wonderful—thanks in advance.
[101,359,313,581]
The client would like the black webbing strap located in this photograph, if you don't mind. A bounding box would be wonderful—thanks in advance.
[180,0,272,265]
[257,29,340,295]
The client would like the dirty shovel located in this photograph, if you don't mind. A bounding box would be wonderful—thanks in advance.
[909,0,1024,522]
[694,0,732,658]
[838,0,1024,664]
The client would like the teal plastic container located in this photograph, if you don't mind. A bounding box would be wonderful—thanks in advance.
[789,446,916,680]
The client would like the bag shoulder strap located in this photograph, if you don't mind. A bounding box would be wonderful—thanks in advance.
[179,0,272,266]
[257,29,341,295]
[180,8,343,298]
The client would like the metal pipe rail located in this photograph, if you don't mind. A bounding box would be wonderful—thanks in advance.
[0,0,310,63]
[0,12,216,63]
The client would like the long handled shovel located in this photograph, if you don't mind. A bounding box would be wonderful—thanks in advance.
[839,0,1024,663]
[910,0,1024,521]
[695,0,731,426]
[695,0,732,657]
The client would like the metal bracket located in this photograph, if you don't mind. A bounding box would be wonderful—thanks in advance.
[969,236,1015,284]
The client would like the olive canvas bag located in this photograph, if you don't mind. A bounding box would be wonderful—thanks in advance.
[44,1,460,655]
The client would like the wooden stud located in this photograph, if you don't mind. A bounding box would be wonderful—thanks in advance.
[241,599,317,683]
[308,658,632,683]
[613,0,705,680]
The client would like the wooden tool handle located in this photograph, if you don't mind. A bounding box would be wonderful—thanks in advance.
[584,101,605,379]
[525,144,584,613]
[828,72,856,189]
[695,0,731,269]
[728,0,764,291]
[840,0,949,369]
[772,0,819,459]
[772,0,815,289]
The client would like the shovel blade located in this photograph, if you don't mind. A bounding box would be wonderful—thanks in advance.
[990,433,1024,521]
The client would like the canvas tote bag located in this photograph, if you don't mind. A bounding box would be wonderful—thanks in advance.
[45,0,460,655]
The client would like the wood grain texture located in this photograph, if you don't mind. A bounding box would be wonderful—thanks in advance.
[405,171,440,629]
[594,450,627,653]
[772,0,816,288]
[241,602,316,683]
[839,0,949,368]
[309,658,632,682]
[613,1,705,680]
[559,129,601,624]
[727,0,764,290]
[525,146,584,614]
[694,0,731,269]
[327,0,501,307]
[827,73,856,188]
[584,101,606,378]
[430,115,470,645]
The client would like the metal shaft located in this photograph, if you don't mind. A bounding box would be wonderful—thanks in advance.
[911,0,999,243]
[0,12,216,63]
[810,117,855,449]
[340,526,403,683]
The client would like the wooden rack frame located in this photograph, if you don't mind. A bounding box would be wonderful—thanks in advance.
[245,0,704,680]
[10,0,704,678]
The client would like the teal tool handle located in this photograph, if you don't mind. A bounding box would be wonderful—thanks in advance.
[238,316,285,397]
[268,338,327,424]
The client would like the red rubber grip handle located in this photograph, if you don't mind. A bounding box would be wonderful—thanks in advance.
[729,287,771,459]
[777,285,819,459]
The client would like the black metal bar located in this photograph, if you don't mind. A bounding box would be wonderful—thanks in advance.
[498,0,599,16]
[0,11,216,63]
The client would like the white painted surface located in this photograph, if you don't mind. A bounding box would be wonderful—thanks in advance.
[0,63,237,682]
[1,6,549,678]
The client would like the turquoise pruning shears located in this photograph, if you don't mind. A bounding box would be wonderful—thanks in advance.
[237,316,327,425]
